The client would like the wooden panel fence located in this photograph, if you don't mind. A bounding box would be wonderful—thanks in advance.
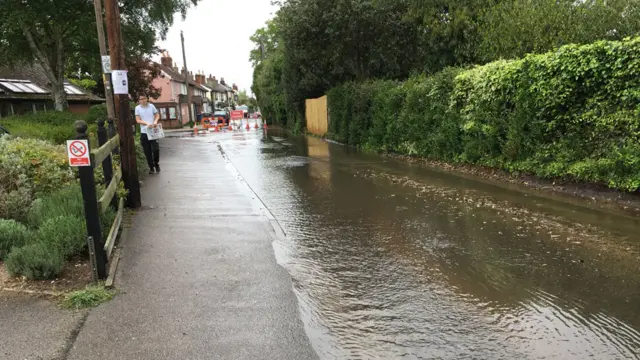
[305,95,328,136]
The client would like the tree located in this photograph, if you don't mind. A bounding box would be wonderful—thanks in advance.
[478,0,640,61]
[250,0,425,129]
[407,0,499,71]
[249,19,280,67]
[0,0,199,110]
[126,57,163,100]
[0,0,96,110]
[237,90,250,105]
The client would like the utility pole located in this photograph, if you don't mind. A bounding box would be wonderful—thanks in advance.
[104,0,141,208]
[180,31,194,125]
[260,36,266,61]
[92,0,115,120]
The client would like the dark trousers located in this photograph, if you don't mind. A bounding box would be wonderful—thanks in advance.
[140,133,159,168]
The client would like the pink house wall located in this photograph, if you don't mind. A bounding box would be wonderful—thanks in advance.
[151,77,176,103]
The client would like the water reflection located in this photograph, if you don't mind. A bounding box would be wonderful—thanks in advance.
[215,130,640,359]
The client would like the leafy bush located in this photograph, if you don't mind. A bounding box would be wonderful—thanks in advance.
[4,242,65,280]
[0,137,76,197]
[135,138,149,174]
[36,215,86,256]
[0,219,32,260]
[0,181,33,222]
[27,184,84,227]
[85,104,108,124]
[325,37,640,191]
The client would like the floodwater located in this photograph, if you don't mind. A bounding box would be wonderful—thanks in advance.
[185,128,640,359]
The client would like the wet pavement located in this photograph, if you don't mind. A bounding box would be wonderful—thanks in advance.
[173,126,640,359]
[67,136,317,360]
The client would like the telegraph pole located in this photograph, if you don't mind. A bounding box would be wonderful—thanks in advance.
[104,0,141,208]
[180,31,194,125]
[260,36,266,61]
[92,0,115,120]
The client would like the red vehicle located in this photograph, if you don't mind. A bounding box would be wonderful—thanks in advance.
[202,110,229,129]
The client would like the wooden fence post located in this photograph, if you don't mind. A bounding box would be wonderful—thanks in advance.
[107,118,118,154]
[97,119,118,210]
[75,120,108,279]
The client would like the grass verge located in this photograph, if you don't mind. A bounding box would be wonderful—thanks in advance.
[60,283,115,309]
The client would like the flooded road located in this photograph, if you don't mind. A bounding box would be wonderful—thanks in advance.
[189,128,639,359]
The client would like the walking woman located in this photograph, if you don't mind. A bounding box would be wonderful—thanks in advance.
[135,94,161,174]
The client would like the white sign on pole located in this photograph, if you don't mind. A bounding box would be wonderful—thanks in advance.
[112,70,129,94]
[67,140,91,167]
[101,55,112,74]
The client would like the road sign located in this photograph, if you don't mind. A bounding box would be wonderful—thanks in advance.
[101,55,112,74]
[67,140,91,167]
[230,110,244,120]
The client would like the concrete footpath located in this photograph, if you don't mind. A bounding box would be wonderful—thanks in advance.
[68,137,316,359]
[0,136,317,360]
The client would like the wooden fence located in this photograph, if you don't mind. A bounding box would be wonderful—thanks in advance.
[74,119,124,280]
[305,95,328,136]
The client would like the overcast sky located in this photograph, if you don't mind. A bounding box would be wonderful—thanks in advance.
[155,0,279,95]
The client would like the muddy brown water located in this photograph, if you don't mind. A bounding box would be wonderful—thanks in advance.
[177,128,640,359]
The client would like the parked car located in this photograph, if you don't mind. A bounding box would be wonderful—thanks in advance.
[213,110,230,124]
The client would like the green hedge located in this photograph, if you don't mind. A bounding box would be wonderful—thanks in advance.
[326,38,640,191]
[0,111,100,145]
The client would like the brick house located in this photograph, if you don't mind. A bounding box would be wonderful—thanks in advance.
[205,76,236,109]
[0,64,105,117]
[151,52,212,128]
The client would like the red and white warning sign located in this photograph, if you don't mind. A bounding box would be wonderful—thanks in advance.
[66,140,91,167]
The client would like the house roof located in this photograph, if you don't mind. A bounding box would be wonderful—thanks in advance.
[210,83,233,93]
[0,64,104,102]
[157,64,208,91]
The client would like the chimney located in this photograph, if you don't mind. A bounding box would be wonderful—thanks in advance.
[195,71,205,85]
[160,51,173,68]
[220,77,226,86]
[232,83,238,91]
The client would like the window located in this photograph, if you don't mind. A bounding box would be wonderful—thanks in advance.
[159,108,168,120]
[157,106,178,120]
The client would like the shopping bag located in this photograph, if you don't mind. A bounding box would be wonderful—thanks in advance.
[147,124,165,140]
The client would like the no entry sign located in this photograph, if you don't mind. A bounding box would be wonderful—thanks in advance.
[67,140,91,167]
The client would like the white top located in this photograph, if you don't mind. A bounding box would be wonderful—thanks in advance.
[135,103,158,134]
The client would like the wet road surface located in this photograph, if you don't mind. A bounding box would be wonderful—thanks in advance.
[177,127,640,359]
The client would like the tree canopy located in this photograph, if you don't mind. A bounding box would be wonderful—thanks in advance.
[251,0,640,130]
[0,0,199,110]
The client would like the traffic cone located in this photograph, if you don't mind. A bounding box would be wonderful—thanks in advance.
[214,125,219,132]
[254,122,259,129]
[245,122,250,130]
